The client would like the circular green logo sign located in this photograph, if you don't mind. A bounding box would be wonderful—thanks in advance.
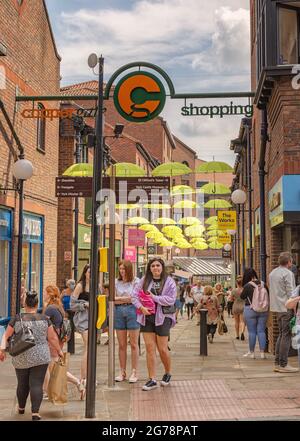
[113,71,166,123]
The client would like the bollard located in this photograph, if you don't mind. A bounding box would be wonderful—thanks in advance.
[199,309,208,356]
[67,309,75,354]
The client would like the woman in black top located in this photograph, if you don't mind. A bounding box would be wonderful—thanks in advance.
[240,268,269,359]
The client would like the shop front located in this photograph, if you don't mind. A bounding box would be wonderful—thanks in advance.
[78,224,91,277]
[0,208,12,324]
[22,213,43,305]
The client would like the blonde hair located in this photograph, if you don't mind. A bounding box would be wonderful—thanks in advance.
[204,285,213,296]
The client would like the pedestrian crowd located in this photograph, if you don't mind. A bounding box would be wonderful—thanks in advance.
[1,251,300,420]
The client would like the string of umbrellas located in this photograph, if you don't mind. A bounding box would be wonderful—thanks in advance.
[62,160,234,252]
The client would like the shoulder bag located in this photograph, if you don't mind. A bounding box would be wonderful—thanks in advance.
[8,314,36,357]
[150,285,176,315]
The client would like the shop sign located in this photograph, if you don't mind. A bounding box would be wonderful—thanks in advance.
[128,229,145,247]
[78,225,91,250]
[124,248,136,262]
[23,216,42,238]
[0,208,11,239]
[147,245,156,255]
[21,107,97,120]
[218,232,232,244]
[222,250,231,259]
[255,208,260,236]
[181,102,253,119]
[269,178,283,228]
[217,210,237,231]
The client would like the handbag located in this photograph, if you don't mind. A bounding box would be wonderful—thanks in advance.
[8,314,36,357]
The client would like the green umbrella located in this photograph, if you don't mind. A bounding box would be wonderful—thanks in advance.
[177,217,201,226]
[173,200,199,209]
[196,182,231,195]
[204,199,232,209]
[171,185,195,196]
[127,216,149,225]
[205,216,218,225]
[152,217,176,225]
[152,162,192,177]
[195,161,233,173]
[209,241,223,250]
[107,162,146,177]
[63,163,93,177]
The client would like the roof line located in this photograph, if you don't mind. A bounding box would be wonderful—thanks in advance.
[173,134,197,157]
[43,0,61,61]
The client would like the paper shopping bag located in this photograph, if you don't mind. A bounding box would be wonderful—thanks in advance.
[48,352,69,405]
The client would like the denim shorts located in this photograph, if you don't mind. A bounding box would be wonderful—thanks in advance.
[114,304,140,330]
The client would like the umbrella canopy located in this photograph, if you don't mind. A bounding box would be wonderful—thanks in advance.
[127,216,149,225]
[193,242,209,250]
[171,185,194,195]
[146,231,164,240]
[175,242,192,249]
[205,216,218,225]
[209,241,224,250]
[106,162,146,177]
[152,217,176,225]
[161,225,183,237]
[207,224,220,231]
[173,200,199,209]
[143,203,171,209]
[116,203,139,210]
[206,230,221,237]
[156,238,175,247]
[138,224,159,232]
[207,236,219,243]
[190,237,207,244]
[195,161,233,173]
[196,182,231,195]
[152,162,192,177]
[204,199,232,209]
[177,217,201,226]
[63,163,93,177]
[185,225,206,237]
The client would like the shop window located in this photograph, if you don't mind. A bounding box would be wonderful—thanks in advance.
[37,103,46,153]
[0,208,12,322]
[278,6,299,65]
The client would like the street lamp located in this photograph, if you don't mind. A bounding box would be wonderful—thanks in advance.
[231,188,247,274]
[231,189,247,205]
[12,158,34,314]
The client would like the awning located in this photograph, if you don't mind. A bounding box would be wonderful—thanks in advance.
[173,257,231,276]
[172,269,193,280]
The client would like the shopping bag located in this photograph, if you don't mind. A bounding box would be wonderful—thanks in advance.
[47,352,69,405]
[218,316,224,335]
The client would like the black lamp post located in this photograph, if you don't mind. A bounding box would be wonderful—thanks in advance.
[12,157,34,313]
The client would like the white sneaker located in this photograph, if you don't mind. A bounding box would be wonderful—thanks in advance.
[260,352,266,359]
[129,370,138,383]
[243,351,255,359]
[115,371,126,382]
[277,365,299,373]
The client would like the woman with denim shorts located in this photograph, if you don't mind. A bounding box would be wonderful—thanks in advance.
[115,260,140,384]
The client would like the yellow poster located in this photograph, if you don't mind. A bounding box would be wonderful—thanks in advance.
[218,232,232,244]
[99,247,108,272]
[217,210,237,231]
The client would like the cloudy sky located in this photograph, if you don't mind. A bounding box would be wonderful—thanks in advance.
[46,0,250,164]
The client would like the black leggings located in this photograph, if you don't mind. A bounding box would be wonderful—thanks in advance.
[15,364,48,413]
[186,303,194,319]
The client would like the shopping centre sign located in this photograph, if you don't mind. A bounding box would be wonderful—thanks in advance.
[18,62,254,123]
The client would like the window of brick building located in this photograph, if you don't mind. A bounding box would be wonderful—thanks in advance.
[37,103,46,153]
[278,6,299,65]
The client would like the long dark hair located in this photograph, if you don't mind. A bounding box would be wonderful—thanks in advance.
[242,268,258,287]
[78,264,90,292]
[142,257,168,292]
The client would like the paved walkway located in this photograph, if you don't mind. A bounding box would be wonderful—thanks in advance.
[1,313,300,421]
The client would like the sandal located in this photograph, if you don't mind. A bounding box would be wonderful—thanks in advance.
[115,370,126,382]
[129,369,138,383]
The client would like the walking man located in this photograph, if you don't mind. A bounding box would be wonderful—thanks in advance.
[269,252,299,373]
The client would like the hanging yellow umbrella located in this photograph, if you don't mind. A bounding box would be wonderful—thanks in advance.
[116,204,139,210]
[193,242,209,250]
[152,217,176,225]
[173,200,199,209]
[143,203,171,209]
[127,216,149,225]
[152,162,193,177]
[205,216,218,225]
[146,231,164,240]
[207,224,220,231]
[204,199,232,209]
[106,162,146,177]
[63,163,93,177]
[162,226,183,237]
[196,182,231,195]
[185,225,206,237]
[171,185,195,196]
[206,230,221,237]
[190,237,207,244]
[156,238,175,247]
[207,236,219,243]
[195,161,233,173]
[138,224,158,232]
[209,241,224,250]
[177,217,201,226]
[175,242,192,249]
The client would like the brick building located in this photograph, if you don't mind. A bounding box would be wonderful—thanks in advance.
[231,0,300,351]
[0,0,60,323]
